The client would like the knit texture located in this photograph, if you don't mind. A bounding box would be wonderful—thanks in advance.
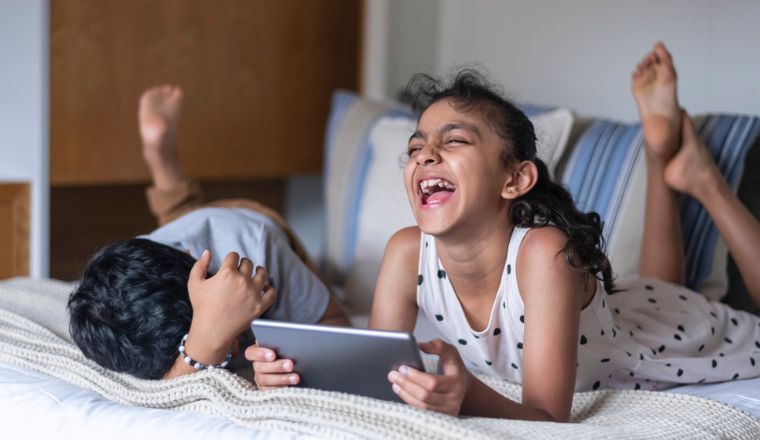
[1,277,758,439]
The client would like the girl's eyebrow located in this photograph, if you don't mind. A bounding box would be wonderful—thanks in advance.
[409,121,481,143]
[409,130,426,143]
[441,122,481,137]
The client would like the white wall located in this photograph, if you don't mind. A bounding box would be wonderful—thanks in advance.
[0,0,49,277]
[382,0,760,121]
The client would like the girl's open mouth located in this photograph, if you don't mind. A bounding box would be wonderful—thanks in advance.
[419,177,456,207]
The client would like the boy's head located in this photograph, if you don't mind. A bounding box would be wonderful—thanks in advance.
[68,238,195,379]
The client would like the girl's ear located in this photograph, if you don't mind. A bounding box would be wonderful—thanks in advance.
[501,160,539,199]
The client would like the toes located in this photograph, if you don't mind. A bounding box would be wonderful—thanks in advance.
[654,42,673,63]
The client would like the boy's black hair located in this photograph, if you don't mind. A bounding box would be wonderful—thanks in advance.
[405,69,615,293]
[68,238,195,379]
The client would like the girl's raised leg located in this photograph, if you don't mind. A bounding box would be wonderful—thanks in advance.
[666,114,760,305]
[631,42,685,284]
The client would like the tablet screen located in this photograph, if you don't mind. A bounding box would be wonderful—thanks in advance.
[252,319,424,402]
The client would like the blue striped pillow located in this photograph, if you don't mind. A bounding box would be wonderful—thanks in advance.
[562,115,760,298]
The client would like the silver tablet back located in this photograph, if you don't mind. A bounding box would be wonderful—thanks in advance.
[252,319,424,402]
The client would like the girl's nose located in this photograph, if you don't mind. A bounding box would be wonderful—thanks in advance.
[416,144,441,166]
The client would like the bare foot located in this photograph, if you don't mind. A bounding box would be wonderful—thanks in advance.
[138,84,185,190]
[631,42,681,162]
[664,112,720,198]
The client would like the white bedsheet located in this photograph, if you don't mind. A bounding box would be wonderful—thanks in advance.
[2,360,758,440]
[0,363,309,440]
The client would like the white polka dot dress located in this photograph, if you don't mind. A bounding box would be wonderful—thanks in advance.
[416,227,760,391]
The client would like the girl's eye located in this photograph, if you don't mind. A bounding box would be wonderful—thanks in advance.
[445,138,466,145]
[407,145,422,156]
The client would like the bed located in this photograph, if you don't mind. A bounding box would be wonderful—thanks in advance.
[1,278,759,439]
[2,94,760,439]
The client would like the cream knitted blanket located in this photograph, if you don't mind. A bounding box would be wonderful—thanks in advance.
[1,277,758,439]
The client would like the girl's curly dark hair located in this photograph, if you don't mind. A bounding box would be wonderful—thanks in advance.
[405,69,615,293]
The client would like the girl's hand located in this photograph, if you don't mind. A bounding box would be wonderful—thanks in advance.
[245,345,300,389]
[387,339,472,416]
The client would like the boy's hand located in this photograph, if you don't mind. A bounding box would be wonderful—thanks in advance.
[245,345,300,389]
[387,339,471,416]
[185,250,277,362]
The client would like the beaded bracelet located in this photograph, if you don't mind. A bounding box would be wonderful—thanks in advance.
[178,333,232,370]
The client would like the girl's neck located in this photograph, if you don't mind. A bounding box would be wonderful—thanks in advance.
[435,214,514,295]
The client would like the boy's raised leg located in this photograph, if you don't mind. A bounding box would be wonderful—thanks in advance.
[139,84,205,225]
[139,84,186,191]
[632,42,685,284]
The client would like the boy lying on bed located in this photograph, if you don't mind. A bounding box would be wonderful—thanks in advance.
[67,85,348,381]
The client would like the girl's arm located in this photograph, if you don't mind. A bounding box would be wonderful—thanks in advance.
[388,227,586,422]
[369,227,421,332]
[511,227,586,421]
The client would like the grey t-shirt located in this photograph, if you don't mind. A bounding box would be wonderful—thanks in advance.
[141,206,329,326]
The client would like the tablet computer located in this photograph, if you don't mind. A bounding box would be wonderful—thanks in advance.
[251,319,424,402]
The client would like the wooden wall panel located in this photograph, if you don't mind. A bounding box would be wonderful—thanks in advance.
[51,0,360,185]
[0,183,30,279]
[50,179,286,281]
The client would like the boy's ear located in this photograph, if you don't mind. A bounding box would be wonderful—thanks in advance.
[501,161,539,200]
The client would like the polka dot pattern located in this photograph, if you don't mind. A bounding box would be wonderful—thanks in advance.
[415,229,760,393]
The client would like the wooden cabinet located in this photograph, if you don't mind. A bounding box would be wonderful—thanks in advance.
[0,183,30,279]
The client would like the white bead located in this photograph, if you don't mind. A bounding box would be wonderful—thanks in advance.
[183,355,191,364]
[207,365,214,371]
[178,346,185,353]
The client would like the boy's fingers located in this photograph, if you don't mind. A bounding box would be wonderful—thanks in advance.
[189,250,211,282]
[259,286,277,310]
[221,252,241,270]
[252,266,269,287]
[238,257,254,278]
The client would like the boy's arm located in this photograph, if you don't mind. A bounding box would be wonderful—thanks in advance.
[164,250,276,379]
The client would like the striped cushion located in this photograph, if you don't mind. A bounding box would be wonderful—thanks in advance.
[562,115,760,300]
[323,91,574,311]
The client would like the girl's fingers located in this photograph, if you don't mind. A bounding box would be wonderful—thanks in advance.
[391,379,450,412]
[389,370,448,405]
[244,345,276,362]
[255,372,300,387]
[253,358,295,374]
[400,366,450,393]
